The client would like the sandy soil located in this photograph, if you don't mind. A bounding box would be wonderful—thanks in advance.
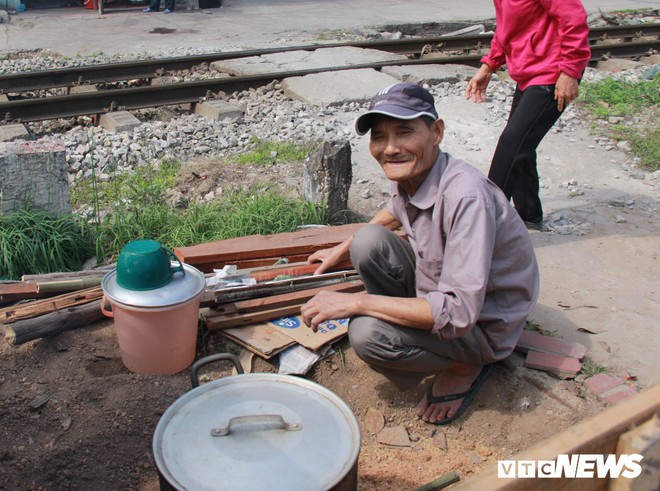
[1,74,658,491]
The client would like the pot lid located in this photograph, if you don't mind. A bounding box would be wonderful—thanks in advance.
[153,373,361,491]
[102,263,205,308]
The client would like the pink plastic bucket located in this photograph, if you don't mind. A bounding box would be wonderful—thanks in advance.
[101,263,206,375]
[101,295,201,375]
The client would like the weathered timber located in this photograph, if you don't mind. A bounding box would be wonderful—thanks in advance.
[36,277,104,294]
[4,299,105,346]
[173,223,365,271]
[248,259,354,282]
[214,272,361,304]
[0,286,103,324]
[206,304,307,331]
[212,279,363,315]
[0,282,40,303]
[21,268,114,283]
[454,383,660,491]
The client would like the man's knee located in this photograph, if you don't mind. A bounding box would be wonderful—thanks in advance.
[348,315,386,364]
[349,224,390,267]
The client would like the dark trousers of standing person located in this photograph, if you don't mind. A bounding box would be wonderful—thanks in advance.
[488,84,562,224]
[148,0,174,10]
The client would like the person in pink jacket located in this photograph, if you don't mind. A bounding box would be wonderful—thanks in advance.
[466,0,591,229]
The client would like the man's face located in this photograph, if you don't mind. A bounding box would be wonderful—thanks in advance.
[369,115,444,195]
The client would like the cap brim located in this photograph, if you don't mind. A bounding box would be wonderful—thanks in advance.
[354,106,438,135]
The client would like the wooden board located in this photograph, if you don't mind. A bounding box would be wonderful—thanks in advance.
[453,383,660,491]
[173,223,365,268]
[0,286,103,324]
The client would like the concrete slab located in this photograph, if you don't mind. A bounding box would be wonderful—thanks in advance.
[0,140,70,216]
[282,68,399,107]
[381,64,478,85]
[194,99,243,121]
[0,124,29,142]
[69,84,98,94]
[98,111,141,133]
[211,47,407,77]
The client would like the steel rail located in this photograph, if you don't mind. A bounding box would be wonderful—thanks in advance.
[0,24,658,93]
[0,39,657,123]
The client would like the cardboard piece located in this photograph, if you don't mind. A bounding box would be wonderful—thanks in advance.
[221,323,295,359]
[268,315,348,351]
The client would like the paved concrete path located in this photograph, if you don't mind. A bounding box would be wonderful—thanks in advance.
[1,0,655,56]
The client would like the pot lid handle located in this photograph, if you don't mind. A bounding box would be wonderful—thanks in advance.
[210,414,303,437]
[190,353,244,388]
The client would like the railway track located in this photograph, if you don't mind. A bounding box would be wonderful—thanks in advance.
[1,24,658,124]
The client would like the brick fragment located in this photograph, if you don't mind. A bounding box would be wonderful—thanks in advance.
[517,330,587,359]
[584,373,627,396]
[602,386,637,406]
[523,351,582,379]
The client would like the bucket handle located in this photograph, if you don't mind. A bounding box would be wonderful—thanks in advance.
[210,414,302,437]
[163,246,185,277]
[190,353,244,388]
[100,295,114,318]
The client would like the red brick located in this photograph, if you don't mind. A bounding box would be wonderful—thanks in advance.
[584,373,627,396]
[602,386,637,406]
[517,330,587,359]
[523,351,582,379]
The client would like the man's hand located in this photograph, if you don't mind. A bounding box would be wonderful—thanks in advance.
[555,72,579,112]
[307,240,351,276]
[301,290,358,332]
[465,64,493,103]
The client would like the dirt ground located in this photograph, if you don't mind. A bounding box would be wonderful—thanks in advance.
[2,137,656,491]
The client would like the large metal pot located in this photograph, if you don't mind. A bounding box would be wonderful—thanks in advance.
[153,354,361,491]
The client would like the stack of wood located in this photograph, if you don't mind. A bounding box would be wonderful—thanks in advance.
[1,224,368,357]
[174,223,368,359]
[0,268,114,345]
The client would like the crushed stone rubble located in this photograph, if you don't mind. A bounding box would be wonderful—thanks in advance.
[1,18,658,236]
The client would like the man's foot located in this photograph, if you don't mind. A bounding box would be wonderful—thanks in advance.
[143,7,157,11]
[416,364,493,424]
[163,8,172,12]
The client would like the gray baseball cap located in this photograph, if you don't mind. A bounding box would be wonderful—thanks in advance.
[355,83,439,136]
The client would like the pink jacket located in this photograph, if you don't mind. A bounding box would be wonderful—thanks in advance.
[481,0,591,90]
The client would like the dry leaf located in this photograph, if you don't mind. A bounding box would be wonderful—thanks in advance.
[432,430,448,451]
[364,407,385,435]
[599,341,611,353]
[377,426,411,447]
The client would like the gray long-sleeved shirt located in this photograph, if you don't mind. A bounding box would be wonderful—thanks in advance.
[386,151,540,362]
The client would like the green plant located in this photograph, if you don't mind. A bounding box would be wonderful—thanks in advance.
[579,74,660,119]
[236,138,311,165]
[577,73,659,170]
[580,356,610,378]
[0,209,95,280]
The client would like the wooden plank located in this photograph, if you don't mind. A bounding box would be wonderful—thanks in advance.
[0,286,104,324]
[453,384,660,491]
[214,280,363,315]
[173,223,365,266]
[248,259,354,282]
[610,415,660,491]
[206,304,307,330]
[0,282,39,303]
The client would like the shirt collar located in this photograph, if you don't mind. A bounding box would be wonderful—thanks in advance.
[393,151,447,211]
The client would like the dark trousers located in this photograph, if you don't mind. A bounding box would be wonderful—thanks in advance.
[149,0,174,10]
[488,84,562,223]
